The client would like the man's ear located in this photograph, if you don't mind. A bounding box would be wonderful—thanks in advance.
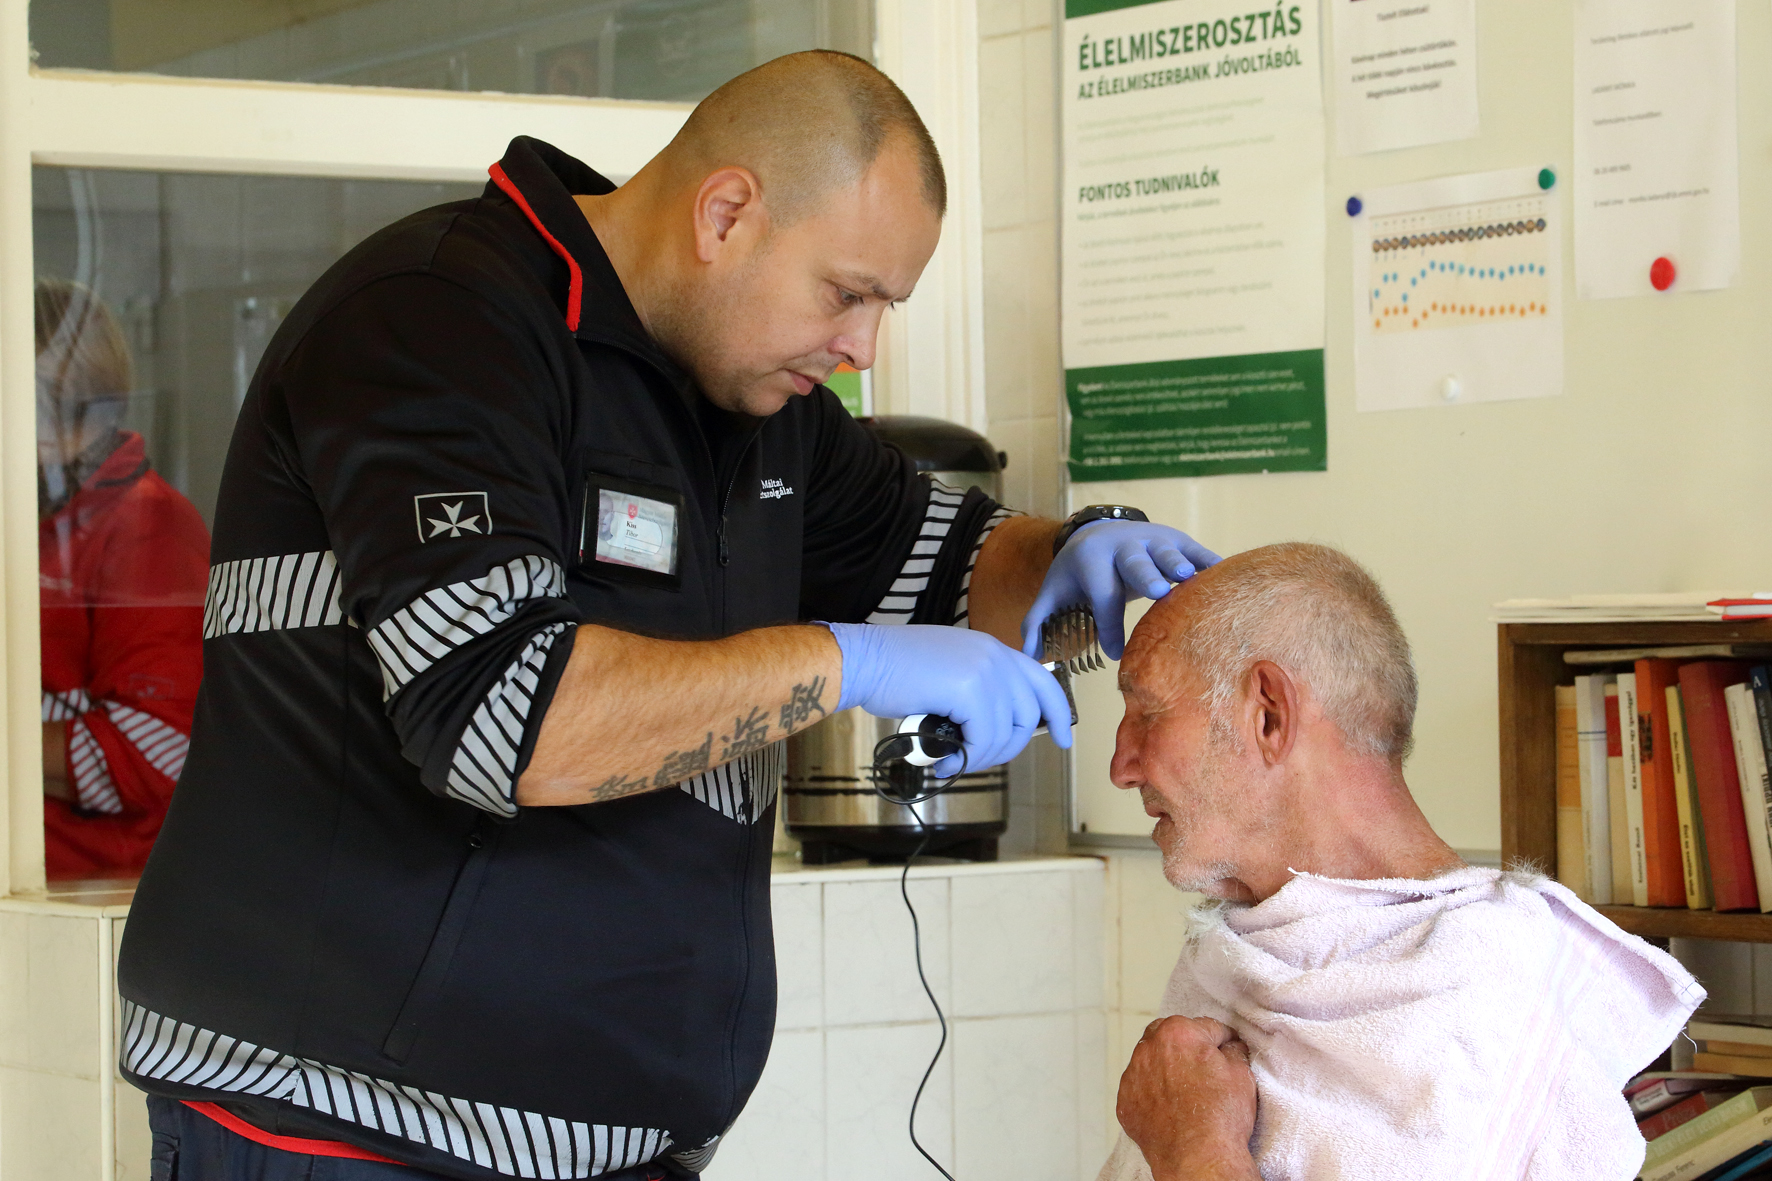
[691,166,768,264]
[1244,660,1300,767]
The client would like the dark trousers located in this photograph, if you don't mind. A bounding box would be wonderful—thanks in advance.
[146,1097,682,1181]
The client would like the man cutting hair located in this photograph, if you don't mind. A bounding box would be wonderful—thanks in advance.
[120,50,1215,1180]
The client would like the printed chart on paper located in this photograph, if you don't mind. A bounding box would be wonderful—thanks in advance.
[1367,192,1552,334]
[1351,167,1563,412]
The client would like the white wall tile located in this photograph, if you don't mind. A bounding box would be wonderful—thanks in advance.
[952,1013,1078,1181]
[1022,27,1057,195]
[984,225,1032,422]
[978,36,1029,230]
[952,870,1074,1017]
[28,915,99,1077]
[991,415,1035,512]
[707,1029,824,1181]
[978,0,1025,41]
[0,913,28,1068]
[1028,415,1063,518]
[823,877,951,1026]
[0,1066,102,1181]
[1073,862,1107,1010]
[1024,0,1058,33]
[1075,1008,1111,1173]
[117,1084,153,1181]
[1111,850,1195,1014]
[826,1023,954,1181]
[771,882,823,1030]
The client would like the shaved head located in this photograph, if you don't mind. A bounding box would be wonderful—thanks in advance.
[659,50,946,226]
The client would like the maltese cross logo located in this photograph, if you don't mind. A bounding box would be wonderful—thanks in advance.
[414,492,492,544]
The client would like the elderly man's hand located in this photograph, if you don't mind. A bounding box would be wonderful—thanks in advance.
[1117,1016,1260,1181]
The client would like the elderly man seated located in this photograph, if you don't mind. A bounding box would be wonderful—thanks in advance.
[1097,543,1706,1181]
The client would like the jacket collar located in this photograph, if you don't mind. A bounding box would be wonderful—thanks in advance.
[483,137,690,388]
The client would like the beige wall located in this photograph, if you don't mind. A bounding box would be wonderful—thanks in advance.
[1051,0,1772,855]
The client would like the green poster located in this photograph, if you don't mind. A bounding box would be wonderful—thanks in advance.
[1067,350,1325,481]
[1061,0,1327,480]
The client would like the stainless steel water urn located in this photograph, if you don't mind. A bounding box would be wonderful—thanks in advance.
[784,416,1009,863]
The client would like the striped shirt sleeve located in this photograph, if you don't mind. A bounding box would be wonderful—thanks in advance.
[370,555,578,817]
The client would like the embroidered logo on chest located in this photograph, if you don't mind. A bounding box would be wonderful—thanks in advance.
[414,492,491,542]
[759,477,794,501]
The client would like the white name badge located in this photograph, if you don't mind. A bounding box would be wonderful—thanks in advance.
[595,489,679,576]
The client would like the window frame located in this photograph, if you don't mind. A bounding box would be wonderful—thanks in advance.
[0,0,983,896]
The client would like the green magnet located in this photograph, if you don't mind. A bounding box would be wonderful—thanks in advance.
[1538,168,1556,190]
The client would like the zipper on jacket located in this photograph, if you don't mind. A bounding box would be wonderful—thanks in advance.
[714,429,763,570]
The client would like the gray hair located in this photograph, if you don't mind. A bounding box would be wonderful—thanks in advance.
[1171,543,1418,762]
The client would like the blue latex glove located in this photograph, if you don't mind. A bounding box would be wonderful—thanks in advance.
[827,622,1073,777]
[1022,521,1221,662]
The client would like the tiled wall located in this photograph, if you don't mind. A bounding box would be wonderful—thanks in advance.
[978,0,1063,523]
[1095,849,1203,1144]
[709,859,1110,1181]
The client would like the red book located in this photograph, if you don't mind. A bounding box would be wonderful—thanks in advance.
[1638,658,1690,906]
[1679,661,1761,912]
[1637,1085,1736,1141]
[1638,1089,1732,1140]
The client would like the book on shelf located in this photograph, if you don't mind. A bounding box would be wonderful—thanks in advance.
[1556,684,1585,897]
[1620,673,1650,906]
[1709,596,1772,620]
[1631,1073,1771,1117]
[1573,674,1617,903]
[1496,594,1738,624]
[1641,1086,1772,1181]
[1638,1089,1734,1141]
[1726,682,1772,914]
[1608,681,1633,904]
[1567,644,1772,667]
[1682,661,1762,912]
[1669,685,1716,910]
[1691,1016,1772,1048]
[1639,659,1692,907]
[1694,1050,1772,1076]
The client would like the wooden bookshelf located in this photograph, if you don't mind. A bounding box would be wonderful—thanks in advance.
[1498,619,1772,943]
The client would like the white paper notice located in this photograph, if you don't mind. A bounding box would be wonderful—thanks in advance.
[1351,167,1563,411]
[1331,0,1479,155]
[1573,0,1739,299]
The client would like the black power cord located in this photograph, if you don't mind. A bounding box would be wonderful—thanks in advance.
[872,736,967,1181]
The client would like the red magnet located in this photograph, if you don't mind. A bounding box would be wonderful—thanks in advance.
[1649,256,1676,291]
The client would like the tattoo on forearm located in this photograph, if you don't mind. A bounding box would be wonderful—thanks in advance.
[587,675,832,803]
[779,676,828,731]
[585,771,654,802]
[653,732,713,788]
[721,706,773,763]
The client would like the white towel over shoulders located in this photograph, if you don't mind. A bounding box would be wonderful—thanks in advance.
[1097,867,1704,1181]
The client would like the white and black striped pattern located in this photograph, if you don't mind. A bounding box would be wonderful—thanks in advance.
[42,687,92,722]
[120,1000,672,1178]
[864,479,965,625]
[205,550,345,639]
[447,623,569,818]
[104,702,190,782]
[678,743,784,824]
[67,716,122,814]
[952,506,1020,629]
[369,556,565,701]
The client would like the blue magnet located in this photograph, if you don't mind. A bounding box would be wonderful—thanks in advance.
[1346,195,1363,217]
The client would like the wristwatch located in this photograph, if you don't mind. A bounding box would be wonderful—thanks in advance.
[1052,504,1149,556]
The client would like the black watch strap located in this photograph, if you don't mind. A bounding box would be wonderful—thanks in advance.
[1053,505,1149,556]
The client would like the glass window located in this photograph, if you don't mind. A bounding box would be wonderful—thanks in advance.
[33,166,480,880]
[30,0,873,103]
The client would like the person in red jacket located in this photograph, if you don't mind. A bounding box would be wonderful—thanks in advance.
[36,278,209,879]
